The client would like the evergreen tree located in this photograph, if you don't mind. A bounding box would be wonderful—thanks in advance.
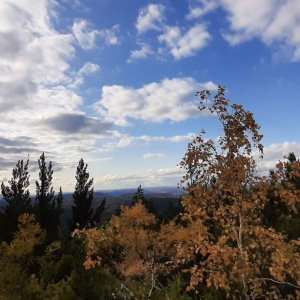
[131,185,156,214]
[0,159,32,242]
[131,184,145,206]
[91,198,106,227]
[263,152,300,240]
[161,196,185,223]
[71,158,94,230]
[285,152,300,188]
[35,152,63,242]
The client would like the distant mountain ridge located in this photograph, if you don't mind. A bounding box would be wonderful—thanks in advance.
[0,186,184,201]
[0,187,186,217]
[96,186,185,197]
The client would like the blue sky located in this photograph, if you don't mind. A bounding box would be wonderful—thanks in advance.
[1,0,300,192]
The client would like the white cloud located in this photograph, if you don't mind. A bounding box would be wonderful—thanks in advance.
[127,43,154,62]
[95,141,300,188]
[72,19,120,49]
[221,0,300,61]
[95,166,184,187]
[187,0,218,20]
[0,0,56,35]
[67,0,90,13]
[134,3,213,60]
[100,24,120,45]
[158,24,211,59]
[95,78,217,126]
[0,0,75,114]
[103,133,196,150]
[78,62,100,75]
[254,141,300,174]
[136,4,165,34]
[143,153,165,159]
[169,133,195,142]
[201,81,219,90]
[72,19,98,49]
[69,62,100,88]
[0,0,120,179]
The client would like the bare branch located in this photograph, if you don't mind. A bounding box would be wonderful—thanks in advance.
[148,256,159,299]
[120,283,138,300]
[255,278,300,290]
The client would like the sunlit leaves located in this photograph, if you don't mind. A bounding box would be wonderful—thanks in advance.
[76,86,300,299]
[179,86,300,298]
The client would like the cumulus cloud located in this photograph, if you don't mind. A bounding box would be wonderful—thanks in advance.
[0,1,80,155]
[99,24,120,45]
[72,19,98,49]
[69,62,100,89]
[221,0,300,61]
[187,0,218,20]
[255,141,300,174]
[78,62,100,75]
[136,4,165,34]
[95,166,184,187]
[0,0,121,178]
[158,24,211,59]
[133,3,212,60]
[143,153,165,159]
[94,78,217,126]
[0,1,75,109]
[127,43,154,62]
[0,1,74,113]
[169,133,195,142]
[102,133,196,151]
[72,19,120,49]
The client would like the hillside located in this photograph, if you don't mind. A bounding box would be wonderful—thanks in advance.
[0,186,186,224]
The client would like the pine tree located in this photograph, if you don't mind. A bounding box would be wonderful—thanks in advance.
[131,185,145,206]
[0,159,32,242]
[35,152,63,242]
[91,198,106,227]
[285,152,300,189]
[131,185,156,214]
[71,158,94,230]
[263,152,300,240]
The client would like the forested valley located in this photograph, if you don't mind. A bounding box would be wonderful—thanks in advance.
[1,86,300,299]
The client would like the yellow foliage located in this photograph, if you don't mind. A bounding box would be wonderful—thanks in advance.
[177,86,300,298]
[77,87,300,299]
[1,214,45,261]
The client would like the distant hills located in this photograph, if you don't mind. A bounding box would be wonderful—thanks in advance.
[61,186,186,222]
[0,186,187,223]
[0,186,185,201]
[100,186,185,197]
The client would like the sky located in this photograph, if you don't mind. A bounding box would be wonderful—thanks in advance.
[1,0,300,193]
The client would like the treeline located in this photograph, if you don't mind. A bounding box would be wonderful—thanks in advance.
[0,154,106,244]
[1,86,300,299]
[0,154,109,299]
